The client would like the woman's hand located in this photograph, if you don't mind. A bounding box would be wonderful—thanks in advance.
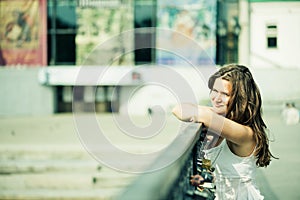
[172,103,211,123]
[172,103,200,122]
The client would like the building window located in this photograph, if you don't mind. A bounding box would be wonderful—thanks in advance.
[47,0,217,67]
[266,24,277,48]
[134,0,157,65]
[47,0,77,65]
[48,0,134,66]
[267,37,277,48]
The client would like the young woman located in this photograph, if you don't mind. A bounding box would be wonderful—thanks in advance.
[172,64,276,199]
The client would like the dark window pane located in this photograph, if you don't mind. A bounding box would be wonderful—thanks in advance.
[56,34,76,64]
[134,2,156,28]
[47,0,76,65]
[267,37,277,48]
[134,0,156,64]
[48,0,76,29]
[47,33,52,64]
[47,3,54,30]
[56,3,76,29]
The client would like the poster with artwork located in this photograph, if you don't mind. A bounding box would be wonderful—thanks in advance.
[156,0,216,66]
[76,2,134,66]
[0,0,47,66]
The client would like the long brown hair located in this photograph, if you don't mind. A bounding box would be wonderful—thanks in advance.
[208,64,277,167]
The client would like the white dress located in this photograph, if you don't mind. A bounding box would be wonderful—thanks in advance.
[204,140,264,200]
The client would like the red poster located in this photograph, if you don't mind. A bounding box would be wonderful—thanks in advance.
[0,0,47,66]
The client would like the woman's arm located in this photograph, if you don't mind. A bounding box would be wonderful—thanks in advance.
[172,103,254,146]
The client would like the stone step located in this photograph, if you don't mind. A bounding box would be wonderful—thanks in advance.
[0,159,99,174]
[0,144,164,161]
[0,171,135,190]
[0,145,91,161]
[0,188,124,200]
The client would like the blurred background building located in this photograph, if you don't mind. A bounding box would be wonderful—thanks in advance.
[0,0,300,116]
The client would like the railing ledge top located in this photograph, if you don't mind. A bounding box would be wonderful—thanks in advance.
[117,122,203,200]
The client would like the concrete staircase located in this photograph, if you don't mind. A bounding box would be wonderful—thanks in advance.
[0,114,178,199]
[0,145,136,200]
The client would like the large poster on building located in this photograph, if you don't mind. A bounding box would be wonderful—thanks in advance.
[0,0,47,66]
[76,1,134,66]
[156,0,216,66]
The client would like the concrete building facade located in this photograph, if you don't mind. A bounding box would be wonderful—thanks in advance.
[249,0,300,68]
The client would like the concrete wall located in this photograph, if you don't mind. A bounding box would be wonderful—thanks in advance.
[0,68,56,116]
[252,68,300,105]
[250,2,300,68]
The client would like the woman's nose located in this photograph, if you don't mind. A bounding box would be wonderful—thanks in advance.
[215,93,223,102]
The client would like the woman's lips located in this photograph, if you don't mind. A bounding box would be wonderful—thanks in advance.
[214,104,224,108]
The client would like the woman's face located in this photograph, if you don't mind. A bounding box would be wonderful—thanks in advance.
[210,78,232,115]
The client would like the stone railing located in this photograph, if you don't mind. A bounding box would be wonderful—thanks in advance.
[117,123,215,200]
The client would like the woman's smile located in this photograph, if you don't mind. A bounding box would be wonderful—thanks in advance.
[210,78,232,115]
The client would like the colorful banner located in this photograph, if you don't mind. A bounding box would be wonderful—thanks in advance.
[156,0,216,66]
[0,0,47,66]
